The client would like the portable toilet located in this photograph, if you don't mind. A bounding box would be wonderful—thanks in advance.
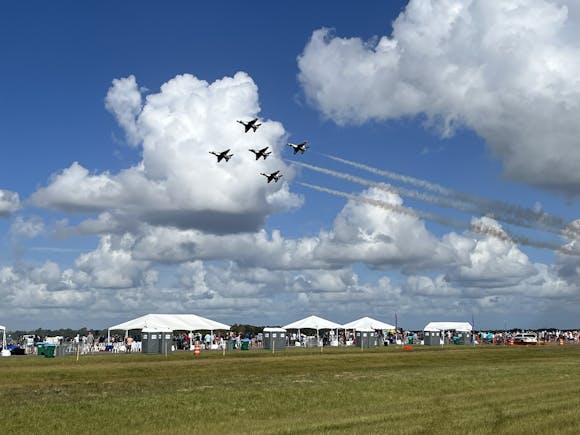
[355,329,378,348]
[160,330,174,354]
[263,327,287,350]
[423,330,442,346]
[142,328,171,354]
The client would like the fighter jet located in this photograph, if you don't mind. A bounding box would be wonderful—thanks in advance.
[288,141,309,155]
[237,118,262,133]
[209,149,233,162]
[249,146,272,160]
[260,170,282,183]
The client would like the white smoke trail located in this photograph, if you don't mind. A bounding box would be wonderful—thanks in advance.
[324,153,577,237]
[299,182,580,257]
[324,154,455,195]
[291,160,574,238]
[300,182,471,231]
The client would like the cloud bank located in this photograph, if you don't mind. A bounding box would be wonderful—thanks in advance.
[4,188,579,328]
[298,0,580,193]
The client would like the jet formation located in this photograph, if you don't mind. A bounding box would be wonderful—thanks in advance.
[211,119,309,183]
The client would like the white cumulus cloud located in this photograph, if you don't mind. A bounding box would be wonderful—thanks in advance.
[0,189,21,216]
[31,72,301,234]
[10,216,44,239]
[75,234,150,289]
[298,0,580,193]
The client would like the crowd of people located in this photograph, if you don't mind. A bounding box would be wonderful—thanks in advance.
[3,328,580,355]
[472,329,580,345]
[174,331,258,351]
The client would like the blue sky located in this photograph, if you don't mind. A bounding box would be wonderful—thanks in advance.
[1,1,579,331]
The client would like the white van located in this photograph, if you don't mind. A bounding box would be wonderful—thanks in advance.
[513,332,538,345]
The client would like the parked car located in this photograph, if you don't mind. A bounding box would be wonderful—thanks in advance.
[513,332,538,345]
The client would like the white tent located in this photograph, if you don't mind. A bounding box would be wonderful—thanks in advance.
[342,316,395,331]
[424,322,472,332]
[283,315,343,347]
[283,315,343,330]
[108,314,230,342]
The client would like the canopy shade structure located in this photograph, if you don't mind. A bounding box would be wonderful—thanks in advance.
[342,317,395,331]
[0,325,5,331]
[424,322,472,332]
[109,314,230,332]
[283,315,343,330]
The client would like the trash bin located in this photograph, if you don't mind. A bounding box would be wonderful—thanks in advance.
[241,339,250,350]
[8,345,25,356]
[36,342,46,356]
[44,344,56,358]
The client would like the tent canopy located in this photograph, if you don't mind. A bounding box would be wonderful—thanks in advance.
[283,315,343,330]
[424,322,472,332]
[342,316,395,330]
[0,325,5,331]
[109,314,230,332]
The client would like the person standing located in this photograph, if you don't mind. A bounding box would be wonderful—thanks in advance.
[125,336,134,353]
[87,331,95,353]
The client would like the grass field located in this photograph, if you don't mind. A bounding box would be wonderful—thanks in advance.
[1,345,579,434]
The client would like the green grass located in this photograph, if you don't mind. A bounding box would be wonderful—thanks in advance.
[1,345,579,434]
